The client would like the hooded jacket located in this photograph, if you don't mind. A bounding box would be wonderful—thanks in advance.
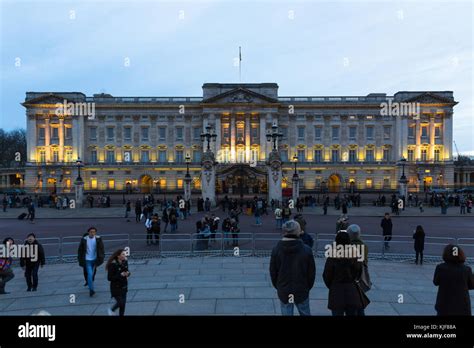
[270,236,316,304]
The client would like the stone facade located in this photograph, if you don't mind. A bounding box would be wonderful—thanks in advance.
[22,83,457,196]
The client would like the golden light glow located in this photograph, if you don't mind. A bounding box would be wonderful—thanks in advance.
[366,178,373,189]
[91,179,98,190]
[160,179,167,189]
[108,179,115,190]
[177,179,183,189]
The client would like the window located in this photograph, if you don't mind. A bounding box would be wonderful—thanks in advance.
[408,126,415,138]
[107,127,114,141]
[108,179,115,190]
[297,126,305,140]
[158,150,167,163]
[383,149,390,162]
[123,151,132,162]
[222,149,230,162]
[366,126,374,140]
[314,126,322,140]
[193,127,201,140]
[280,149,288,162]
[297,149,305,162]
[434,149,440,161]
[223,126,230,143]
[38,127,45,140]
[251,127,259,142]
[366,178,373,189]
[53,150,59,162]
[106,150,115,163]
[193,151,201,162]
[91,179,97,190]
[52,127,59,139]
[314,150,322,163]
[435,126,441,138]
[383,126,391,139]
[366,149,374,162]
[91,150,97,163]
[349,127,357,140]
[421,126,428,137]
[159,127,166,141]
[332,126,339,140]
[124,127,132,141]
[237,149,245,162]
[65,150,73,162]
[176,127,183,141]
[281,127,288,139]
[141,150,149,162]
[236,127,244,142]
[141,127,149,141]
[90,127,97,140]
[383,178,390,188]
[349,149,357,163]
[177,179,183,189]
[251,149,259,163]
[421,149,427,161]
[159,179,166,189]
[331,149,339,162]
[175,150,184,163]
[39,150,46,163]
[65,127,72,140]
[407,149,414,162]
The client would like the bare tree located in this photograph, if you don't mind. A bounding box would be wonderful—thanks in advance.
[0,128,26,167]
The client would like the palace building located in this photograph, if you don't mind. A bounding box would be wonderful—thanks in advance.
[22,83,457,197]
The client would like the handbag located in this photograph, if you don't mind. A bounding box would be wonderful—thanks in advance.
[359,263,372,292]
[355,280,371,309]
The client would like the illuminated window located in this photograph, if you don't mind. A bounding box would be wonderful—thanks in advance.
[421,149,427,161]
[65,179,71,189]
[407,149,414,162]
[193,178,201,189]
[177,179,183,189]
[434,149,440,162]
[366,178,373,189]
[108,179,115,190]
[91,179,98,190]
[159,179,167,189]
[65,151,73,162]
[53,150,59,162]
[223,126,230,143]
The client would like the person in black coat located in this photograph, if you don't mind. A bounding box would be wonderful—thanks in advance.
[77,227,105,297]
[106,249,131,316]
[413,225,425,265]
[270,220,316,316]
[20,233,45,291]
[380,213,393,250]
[433,244,474,316]
[323,231,365,316]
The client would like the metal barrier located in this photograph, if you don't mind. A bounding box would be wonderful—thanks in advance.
[36,237,61,262]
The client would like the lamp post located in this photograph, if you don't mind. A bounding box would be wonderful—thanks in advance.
[200,124,217,152]
[292,153,299,202]
[74,158,84,208]
[184,153,192,201]
[398,157,408,206]
[266,123,283,152]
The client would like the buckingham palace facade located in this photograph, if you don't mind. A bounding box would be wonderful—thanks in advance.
[22,83,457,196]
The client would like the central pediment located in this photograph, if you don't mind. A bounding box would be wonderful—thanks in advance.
[203,87,278,104]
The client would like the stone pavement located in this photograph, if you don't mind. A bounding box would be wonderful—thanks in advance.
[0,205,471,219]
[1,257,473,316]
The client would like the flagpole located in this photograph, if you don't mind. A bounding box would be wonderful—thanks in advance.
[239,46,241,82]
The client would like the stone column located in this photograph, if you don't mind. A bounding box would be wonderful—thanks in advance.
[74,177,84,208]
[201,150,216,206]
[59,117,64,162]
[78,113,84,161]
[45,117,51,162]
[292,173,300,202]
[184,173,192,201]
[443,112,453,161]
[245,114,251,162]
[429,115,435,161]
[415,118,421,161]
[267,149,282,204]
[401,117,408,159]
[259,114,267,160]
[395,114,402,160]
[72,116,79,160]
[27,114,37,163]
[214,114,221,161]
[230,114,236,162]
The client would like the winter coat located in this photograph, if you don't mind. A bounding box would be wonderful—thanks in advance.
[77,235,105,267]
[433,262,474,316]
[323,257,363,310]
[107,259,129,298]
[413,230,425,252]
[380,218,393,236]
[270,237,316,304]
[20,240,45,267]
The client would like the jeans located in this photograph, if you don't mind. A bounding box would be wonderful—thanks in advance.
[255,216,261,225]
[111,293,127,316]
[171,223,177,233]
[25,263,40,289]
[85,260,96,292]
[276,219,282,228]
[331,308,358,316]
[415,251,423,264]
[280,298,311,316]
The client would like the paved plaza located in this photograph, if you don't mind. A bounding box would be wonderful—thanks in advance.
[1,256,473,316]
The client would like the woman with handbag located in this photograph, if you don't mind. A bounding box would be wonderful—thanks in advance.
[323,231,370,316]
[106,249,131,316]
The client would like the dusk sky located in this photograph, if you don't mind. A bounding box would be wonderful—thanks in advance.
[1,0,472,153]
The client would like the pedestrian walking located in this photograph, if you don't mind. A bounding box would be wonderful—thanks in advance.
[254,206,262,225]
[20,233,45,291]
[125,200,131,220]
[433,245,474,316]
[274,206,282,229]
[2,195,7,212]
[145,214,161,246]
[413,225,425,265]
[106,249,131,316]
[77,227,105,297]
[323,231,369,316]
[336,215,349,233]
[270,220,315,316]
[28,202,35,223]
[381,213,392,250]
[0,238,15,295]
[162,208,169,233]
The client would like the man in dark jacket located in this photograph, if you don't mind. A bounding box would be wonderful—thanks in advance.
[20,233,45,291]
[380,213,393,250]
[78,227,105,297]
[270,220,316,316]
